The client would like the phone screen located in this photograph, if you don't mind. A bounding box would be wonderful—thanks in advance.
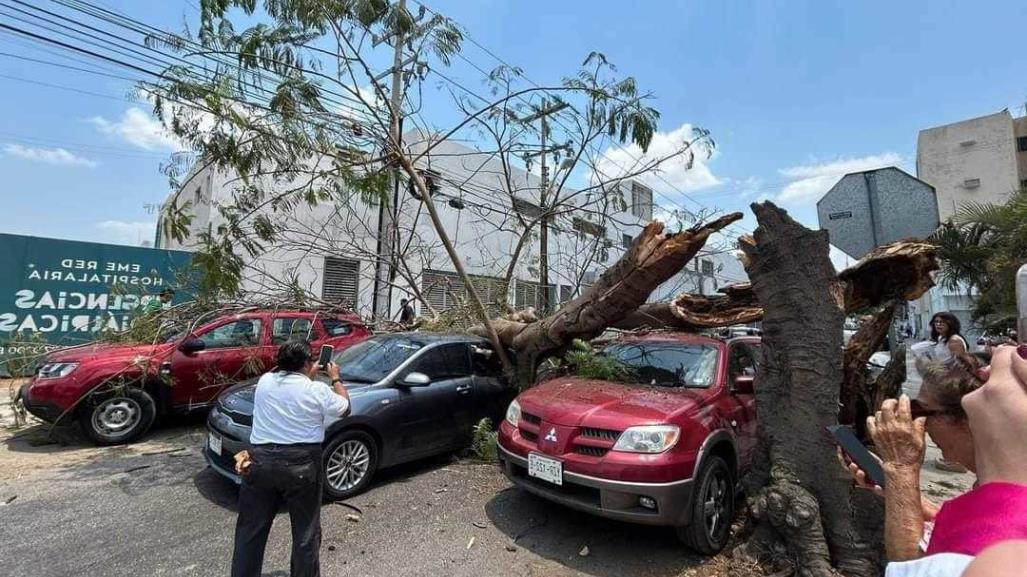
[317,345,334,369]
[826,425,886,488]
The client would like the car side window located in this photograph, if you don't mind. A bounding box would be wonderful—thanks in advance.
[409,343,471,380]
[321,317,353,337]
[199,319,263,349]
[470,344,503,377]
[271,317,313,345]
[729,344,757,380]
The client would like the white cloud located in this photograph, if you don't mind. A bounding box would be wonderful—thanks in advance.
[88,107,183,151]
[3,144,97,168]
[775,152,903,205]
[96,220,156,246]
[594,123,721,193]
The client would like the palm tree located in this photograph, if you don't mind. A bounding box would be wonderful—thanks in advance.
[930,189,1027,332]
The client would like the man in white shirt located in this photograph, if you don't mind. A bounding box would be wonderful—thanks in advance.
[230,340,350,577]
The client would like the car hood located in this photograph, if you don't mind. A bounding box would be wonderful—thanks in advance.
[217,376,374,417]
[43,342,176,364]
[517,377,707,427]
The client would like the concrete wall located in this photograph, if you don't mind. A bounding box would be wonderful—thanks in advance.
[159,133,745,321]
[917,110,1019,220]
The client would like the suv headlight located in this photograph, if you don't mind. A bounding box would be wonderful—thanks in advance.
[613,425,681,453]
[37,362,79,379]
[505,399,521,427]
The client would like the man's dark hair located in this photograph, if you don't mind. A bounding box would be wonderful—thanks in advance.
[277,340,312,372]
[400,298,408,304]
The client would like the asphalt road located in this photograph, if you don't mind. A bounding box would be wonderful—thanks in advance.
[0,414,705,577]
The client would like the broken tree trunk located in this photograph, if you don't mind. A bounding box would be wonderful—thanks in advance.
[739,202,878,577]
[840,303,896,430]
[613,283,763,331]
[470,214,743,384]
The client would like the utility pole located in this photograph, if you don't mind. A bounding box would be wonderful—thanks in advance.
[371,0,408,324]
[520,98,568,313]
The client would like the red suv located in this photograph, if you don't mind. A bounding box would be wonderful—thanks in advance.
[497,333,759,554]
[20,310,371,445]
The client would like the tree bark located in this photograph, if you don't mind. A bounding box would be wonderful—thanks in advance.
[739,202,878,577]
[840,303,896,430]
[613,283,763,331]
[470,213,743,384]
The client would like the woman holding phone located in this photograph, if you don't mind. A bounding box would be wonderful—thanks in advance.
[842,354,985,569]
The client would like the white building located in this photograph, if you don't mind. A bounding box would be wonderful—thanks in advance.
[913,109,1027,342]
[158,132,744,322]
[917,109,1027,221]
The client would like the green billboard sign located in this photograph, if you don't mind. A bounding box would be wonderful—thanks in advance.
[0,233,193,351]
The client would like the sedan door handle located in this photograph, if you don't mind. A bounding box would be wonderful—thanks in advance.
[455,384,472,394]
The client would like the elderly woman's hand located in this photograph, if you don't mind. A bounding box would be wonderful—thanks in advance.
[867,395,927,472]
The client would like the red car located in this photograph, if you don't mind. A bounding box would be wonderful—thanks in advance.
[20,310,370,445]
[497,332,759,554]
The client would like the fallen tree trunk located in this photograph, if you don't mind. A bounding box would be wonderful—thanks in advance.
[470,213,743,383]
[840,303,896,430]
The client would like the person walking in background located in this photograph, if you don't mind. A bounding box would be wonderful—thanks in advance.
[927,312,971,472]
[143,287,174,314]
[398,297,416,327]
[930,312,968,360]
[230,340,350,577]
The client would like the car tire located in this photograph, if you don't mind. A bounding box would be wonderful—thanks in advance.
[322,430,379,501]
[676,455,735,555]
[79,386,157,446]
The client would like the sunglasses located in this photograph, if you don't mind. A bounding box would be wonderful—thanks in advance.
[909,398,947,419]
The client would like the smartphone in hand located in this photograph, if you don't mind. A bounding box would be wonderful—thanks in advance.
[827,425,886,488]
[317,344,334,370]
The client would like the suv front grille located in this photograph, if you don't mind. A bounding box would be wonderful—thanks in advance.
[573,445,609,457]
[522,412,542,425]
[521,430,538,443]
[580,427,621,441]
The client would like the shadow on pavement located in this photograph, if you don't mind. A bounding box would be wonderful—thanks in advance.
[485,486,700,577]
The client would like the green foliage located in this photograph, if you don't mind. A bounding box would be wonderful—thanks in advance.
[0,331,49,378]
[931,189,1027,332]
[471,417,498,463]
[564,339,629,381]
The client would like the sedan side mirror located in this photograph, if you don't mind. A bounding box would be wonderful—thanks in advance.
[398,372,431,387]
[734,374,755,395]
[179,338,206,354]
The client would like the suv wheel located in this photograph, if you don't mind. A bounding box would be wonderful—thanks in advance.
[322,430,379,500]
[79,387,157,446]
[677,455,735,555]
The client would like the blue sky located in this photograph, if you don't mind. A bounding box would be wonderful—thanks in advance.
[2,0,1026,262]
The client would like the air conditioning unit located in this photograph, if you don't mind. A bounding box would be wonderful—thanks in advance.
[959,139,977,147]
[964,178,981,189]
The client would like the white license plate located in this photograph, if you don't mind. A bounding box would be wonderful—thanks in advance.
[208,432,222,456]
[528,453,562,486]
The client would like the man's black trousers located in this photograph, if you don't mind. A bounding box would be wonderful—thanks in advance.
[231,443,323,577]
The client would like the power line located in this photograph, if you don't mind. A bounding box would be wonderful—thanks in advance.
[410,0,751,239]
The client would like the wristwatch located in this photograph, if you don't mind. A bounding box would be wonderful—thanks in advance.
[330,378,342,385]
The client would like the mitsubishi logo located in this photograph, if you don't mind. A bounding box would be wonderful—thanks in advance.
[544,428,557,443]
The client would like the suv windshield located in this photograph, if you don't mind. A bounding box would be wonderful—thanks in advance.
[601,341,719,388]
[334,337,424,383]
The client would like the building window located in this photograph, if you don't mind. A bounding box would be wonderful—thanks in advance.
[701,259,715,276]
[1021,179,1027,190]
[559,284,573,304]
[622,233,633,249]
[422,269,507,313]
[1018,136,1027,152]
[572,217,605,238]
[514,280,556,312]
[322,257,360,309]
[964,178,981,189]
[630,181,653,220]
[512,197,542,220]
